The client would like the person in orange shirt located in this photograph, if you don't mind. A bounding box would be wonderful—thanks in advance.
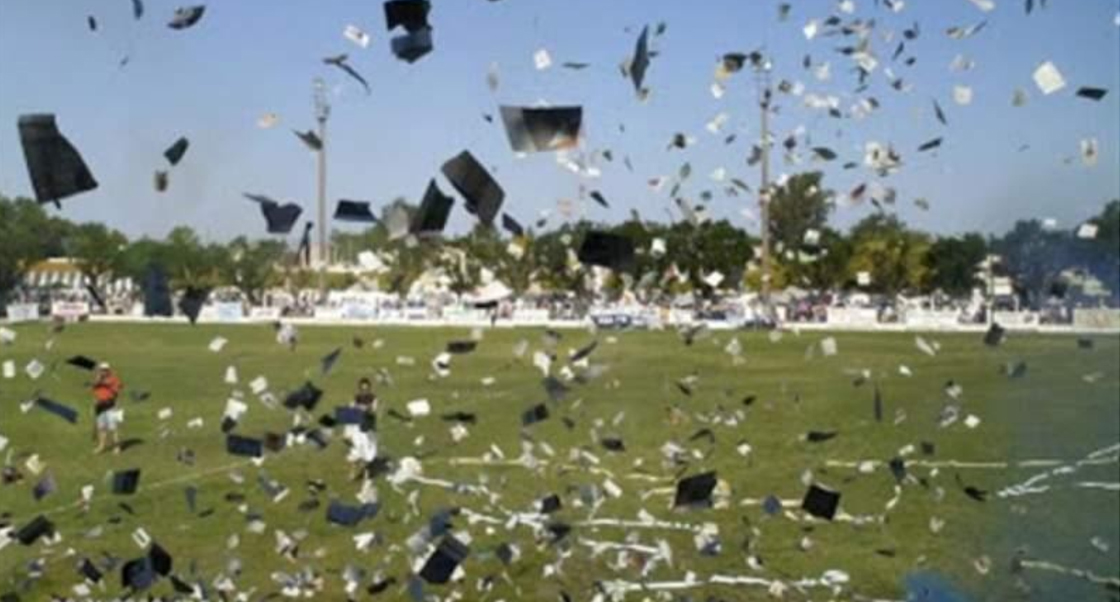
[91,362,123,454]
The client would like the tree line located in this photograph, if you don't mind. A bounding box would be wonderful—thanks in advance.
[1,174,1117,309]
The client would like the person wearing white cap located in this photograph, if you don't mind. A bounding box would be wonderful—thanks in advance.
[91,362,124,454]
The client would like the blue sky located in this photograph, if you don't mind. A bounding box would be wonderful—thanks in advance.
[1,0,1117,243]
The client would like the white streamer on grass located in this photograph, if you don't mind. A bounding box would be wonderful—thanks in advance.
[827,459,1012,469]
[1075,481,1120,491]
[441,456,620,480]
[1019,559,1120,589]
[825,443,1120,505]
[998,443,1120,499]
[447,457,539,468]
[737,486,902,523]
[577,517,706,532]
[739,497,800,508]
[460,506,709,534]
[596,570,861,601]
[394,473,494,497]
[23,459,256,519]
[579,538,662,556]
[825,444,1118,474]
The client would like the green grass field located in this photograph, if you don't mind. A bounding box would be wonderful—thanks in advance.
[1,322,1118,601]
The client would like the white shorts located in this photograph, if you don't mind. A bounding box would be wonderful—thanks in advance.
[96,409,121,431]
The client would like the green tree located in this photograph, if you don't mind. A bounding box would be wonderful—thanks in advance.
[362,199,436,295]
[165,226,228,288]
[66,222,129,289]
[744,172,839,293]
[118,238,170,282]
[0,198,44,302]
[768,171,832,254]
[613,218,657,272]
[533,221,592,293]
[222,237,287,303]
[497,234,536,294]
[435,246,473,295]
[847,214,930,295]
[291,269,357,291]
[0,196,74,304]
[923,233,988,296]
[665,219,755,295]
[449,223,535,294]
[795,227,852,292]
[119,226,228,290]
[1094,200,1120,259]
[331,225,387,266]
[1085,200,1119,299]
[994,219,1070,307]
[743,259,788,293]
[382,242,431,295]
[599,218,658,299]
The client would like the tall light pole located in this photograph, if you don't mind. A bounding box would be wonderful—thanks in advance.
[755,60,774,319]
[982,253,1000,325]
[313,78,331,295]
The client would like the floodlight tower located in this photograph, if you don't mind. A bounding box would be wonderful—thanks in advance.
[754,57,774,319]
[313,78,331,294]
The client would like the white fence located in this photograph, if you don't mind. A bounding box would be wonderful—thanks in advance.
[826,307,880,327]
[50,301,90,320]
[5,302,1120,333]
[197,302,245,323]
[904,310,962,329]
[4,303,40,322]
[993,311,1040,327]
[1073,308,1120,329]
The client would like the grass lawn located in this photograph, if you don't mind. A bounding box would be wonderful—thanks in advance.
[1,322,1117,600]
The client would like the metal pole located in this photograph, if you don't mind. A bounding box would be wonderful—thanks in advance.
[317,116,327,266]
[314,79,330,297]
[986,254,995,325]
[757,71,773,319]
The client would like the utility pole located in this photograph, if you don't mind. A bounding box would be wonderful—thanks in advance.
[984,253,997,325]
[755,62,774,320]
[313,78,331,297]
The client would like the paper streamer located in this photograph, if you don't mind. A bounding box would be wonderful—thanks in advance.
[1019,559,1120,589]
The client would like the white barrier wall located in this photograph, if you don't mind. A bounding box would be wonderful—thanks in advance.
[1073,308,1120,329]
[4,303,40,322]
[340,303,378,320]
[512,309,551,324]
[50,301,90,320]
[313,306,345,320]
[248,307,281,320]
[905,310,961,329]
[14,298,1115,334]
[443,307,491,323]
[826,307,880,326]
[993,311,1039,327]
[199,302,245,322]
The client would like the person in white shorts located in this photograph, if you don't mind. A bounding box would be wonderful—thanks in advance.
[91,362,123,454]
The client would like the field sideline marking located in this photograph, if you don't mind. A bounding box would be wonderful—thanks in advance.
[17,459,256,520]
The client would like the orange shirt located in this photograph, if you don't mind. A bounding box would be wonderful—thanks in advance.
[93,372,122,405]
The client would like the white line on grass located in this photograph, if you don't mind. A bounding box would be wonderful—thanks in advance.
[20,459,256,520]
